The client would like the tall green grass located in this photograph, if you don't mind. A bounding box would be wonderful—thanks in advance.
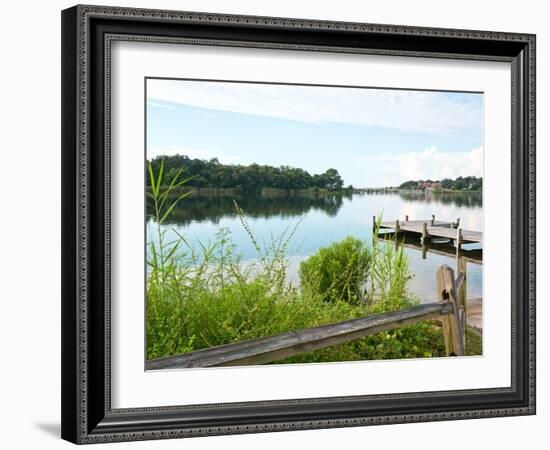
[368,215,412,310]
[146,160,479,363]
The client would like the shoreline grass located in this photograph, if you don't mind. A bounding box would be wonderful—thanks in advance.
[146,160,481,363]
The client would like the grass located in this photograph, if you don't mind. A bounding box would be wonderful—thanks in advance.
[146,160,481,363]
[465,327,483,355]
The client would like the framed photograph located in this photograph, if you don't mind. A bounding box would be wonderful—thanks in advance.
[61,5,536,444]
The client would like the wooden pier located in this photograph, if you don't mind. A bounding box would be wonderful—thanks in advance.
[375,215,482,246]
[378,232,482,264]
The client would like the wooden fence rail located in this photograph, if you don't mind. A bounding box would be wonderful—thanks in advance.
[146,265,466,370]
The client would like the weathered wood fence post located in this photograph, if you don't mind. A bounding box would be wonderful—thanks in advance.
[456,256,467,344]
[436,265,465,356]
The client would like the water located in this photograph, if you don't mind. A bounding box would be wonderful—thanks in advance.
[147,191,482,302]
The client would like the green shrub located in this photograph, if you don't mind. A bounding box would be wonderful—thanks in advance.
[299,236,371,305]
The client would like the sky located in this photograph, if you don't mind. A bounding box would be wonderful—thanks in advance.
[146,78,483,188]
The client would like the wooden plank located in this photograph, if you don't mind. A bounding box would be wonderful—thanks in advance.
[378,218,482,243]
[380,219,452,228]
[426,227,481,242]
[146,301,453,370]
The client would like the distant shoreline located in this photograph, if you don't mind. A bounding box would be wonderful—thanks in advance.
[356,188,482,194]
[148,186,482,197]
[150,186,354,198]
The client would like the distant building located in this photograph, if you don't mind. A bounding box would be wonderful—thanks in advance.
[418,181,442,190]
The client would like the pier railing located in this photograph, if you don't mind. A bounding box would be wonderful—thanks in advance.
[146,264,467,370]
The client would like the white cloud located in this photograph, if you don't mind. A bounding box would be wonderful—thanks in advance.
[399,146,483,181]
[147,79,482,135]
[356,146,483,187]
[147,145,243,165]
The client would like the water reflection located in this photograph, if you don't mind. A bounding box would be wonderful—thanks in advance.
[396,190,482,207]
[152,190,481,226]
[147,191,483,301]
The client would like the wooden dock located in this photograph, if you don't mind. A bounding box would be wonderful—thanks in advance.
[378,232,482,264]
[376,215,482,245]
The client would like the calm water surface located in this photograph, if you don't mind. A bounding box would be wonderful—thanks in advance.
[148,191,482,302]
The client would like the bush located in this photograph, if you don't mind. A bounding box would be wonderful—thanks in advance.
[299,236,371,305]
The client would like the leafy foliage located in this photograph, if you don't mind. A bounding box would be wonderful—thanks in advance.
[300,237,372,305]
[148,154,346,192]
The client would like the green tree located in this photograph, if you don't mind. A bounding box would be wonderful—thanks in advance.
[399,180,418,190]
[147,154,349,193]
[317,168,343,190]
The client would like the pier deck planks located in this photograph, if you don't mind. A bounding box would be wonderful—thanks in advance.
[379,219,482,244]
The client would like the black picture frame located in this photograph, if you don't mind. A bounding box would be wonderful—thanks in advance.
[61,4,536,444]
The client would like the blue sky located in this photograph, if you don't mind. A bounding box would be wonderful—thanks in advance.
[146,79,483,187]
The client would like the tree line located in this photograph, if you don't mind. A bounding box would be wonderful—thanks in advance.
[399,176,482,191]
[148,154,348,192]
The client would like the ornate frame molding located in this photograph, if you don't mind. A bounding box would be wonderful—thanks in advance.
[61,5,536,444]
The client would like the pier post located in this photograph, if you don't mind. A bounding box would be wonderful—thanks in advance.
[431,214,435,225]
[421,222,428,259]
[405,215,409,222]
[421,222,428,243]
[455,217,460,229]
[455,227,463,248]
[394,219,401,249]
